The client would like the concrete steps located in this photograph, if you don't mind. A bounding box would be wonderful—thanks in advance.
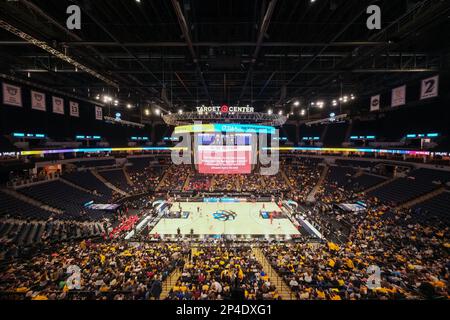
[306,165,329,202]
[363,176,397,194]
[123,168,133,186]
[155,171,169,191]
[252,247,296,300]
[280,169,292,189]
[183,173,191,191]
[160,251,191,299]
[59,177,96,195]
[91,169,128,196]
[397,186,446,210]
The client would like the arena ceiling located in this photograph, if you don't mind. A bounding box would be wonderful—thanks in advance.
[0,0,449,118]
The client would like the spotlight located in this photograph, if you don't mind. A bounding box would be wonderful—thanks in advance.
[154,108,160,115]
[300,109,306,116]
[178,109,183,114]
[268,109,273,115]
[278,110,283,115]
[126,104,132,109]
[293,100,300,107]
[144,109,150,116]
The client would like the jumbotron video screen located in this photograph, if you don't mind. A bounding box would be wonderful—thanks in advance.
[196,133,252,174]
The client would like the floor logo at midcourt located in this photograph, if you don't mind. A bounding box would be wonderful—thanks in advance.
[212,210,237,221]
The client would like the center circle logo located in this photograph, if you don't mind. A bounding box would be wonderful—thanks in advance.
[220,104,229,113]
[212,210,237,221]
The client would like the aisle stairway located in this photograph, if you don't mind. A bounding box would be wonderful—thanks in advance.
[397,187,446,209]
[155,171,169,191]
[91,169,128,196]
[306,165,329,202]
[183,173,191,191]
[123,168,133,186]
[363,176,397,193]
[252,247,296,300]
[59,177,96,195]
[160,250,192,299]
[280,169,292,188]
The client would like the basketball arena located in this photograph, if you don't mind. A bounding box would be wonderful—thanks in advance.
[0,0,449,305]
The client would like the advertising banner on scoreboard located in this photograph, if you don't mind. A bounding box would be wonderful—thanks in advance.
[391,85,406,107]
[52,96,65,114]
[197,145,252,174]
[69,101,79,117]
[370,94,380,111]
[95,106,103,120]
[420,75,439,100]
[2,83,22,107]
[31,90,46,111]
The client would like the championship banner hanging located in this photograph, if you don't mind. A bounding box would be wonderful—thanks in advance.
[391,85,406,107]
[31,90,46,111]
[95,106,103,120]
[52,96,65,114]
[69,101,79,117]
[420,75,439,100]
[370,94,380,111]
[2,83,22,107]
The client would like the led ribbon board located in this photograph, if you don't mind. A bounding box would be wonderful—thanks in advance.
[263,146,431,156]
[20,146,186,156]
[174,123,276,134]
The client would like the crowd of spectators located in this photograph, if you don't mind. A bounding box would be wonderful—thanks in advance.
[158,165,193,191]
[167,246,280,300]
[185,174,214,191]
[128,167,164,194]
[265,203,449,300]
[284,160,323,202]
[212,175,238,191]
[0,242,184,300]
[1,156,448,300]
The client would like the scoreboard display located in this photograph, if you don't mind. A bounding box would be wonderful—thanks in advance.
[196,133,252,174]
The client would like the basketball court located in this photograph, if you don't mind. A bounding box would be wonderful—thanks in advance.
[151,202,300,236]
